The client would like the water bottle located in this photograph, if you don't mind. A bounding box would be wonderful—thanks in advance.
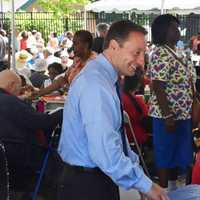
[144,84,150,103]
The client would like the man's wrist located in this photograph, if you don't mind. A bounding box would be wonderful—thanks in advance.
[134,174,153,193]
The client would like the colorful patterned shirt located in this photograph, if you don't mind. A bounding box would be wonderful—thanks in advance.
[148,45,196,120]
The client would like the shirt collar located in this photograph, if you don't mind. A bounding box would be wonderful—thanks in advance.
[96,53,118,85]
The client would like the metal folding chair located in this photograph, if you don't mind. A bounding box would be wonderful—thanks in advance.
[0,141,11,200]
[32,124,61,200]
[123,110,150,177]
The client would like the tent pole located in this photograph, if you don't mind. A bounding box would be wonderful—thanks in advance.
[11,0,16,71]
[161,0,165,14]
[0,0,3,28]
[83,7,87,30]
[128,11,131,20]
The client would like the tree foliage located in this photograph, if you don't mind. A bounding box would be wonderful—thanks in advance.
[38,0,89,15]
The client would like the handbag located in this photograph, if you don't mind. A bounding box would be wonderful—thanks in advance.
[126,93,152,133]
[164,45,200,127]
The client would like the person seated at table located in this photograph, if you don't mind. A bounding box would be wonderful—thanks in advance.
[43,62,64,88]
[191,33,200,54]
[122,70,150,146]
[191,128,200,184]
[43,47,61,66]
[122,71,153,200]
[60,50,73,70]
[41,62,64,96]
[32,30,96,98]
[29,58,49,88]
[0,69,63,189]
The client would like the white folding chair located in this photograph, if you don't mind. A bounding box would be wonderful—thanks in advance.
[123,111,150,177]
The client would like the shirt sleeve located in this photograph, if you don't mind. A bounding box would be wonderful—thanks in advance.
[79,80,152,193]
[150,48,170,82]
[7,96,62,132]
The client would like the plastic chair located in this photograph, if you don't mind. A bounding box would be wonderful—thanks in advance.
[123,110,150,177]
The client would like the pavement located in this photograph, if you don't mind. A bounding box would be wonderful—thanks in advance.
[120,188,141,200]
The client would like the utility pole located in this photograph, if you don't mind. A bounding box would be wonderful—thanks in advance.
[11,0,16,70]
[0,0,3,28]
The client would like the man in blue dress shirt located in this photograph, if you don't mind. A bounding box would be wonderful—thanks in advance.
[57,20,169,200]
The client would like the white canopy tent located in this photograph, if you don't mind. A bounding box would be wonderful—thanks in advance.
[85,0,200,14]
[85,0,200,41]
[1,0,28,12]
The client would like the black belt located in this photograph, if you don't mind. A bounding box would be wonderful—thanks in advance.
[64,162,101,174]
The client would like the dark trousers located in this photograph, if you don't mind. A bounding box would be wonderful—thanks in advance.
[56,163,120,200]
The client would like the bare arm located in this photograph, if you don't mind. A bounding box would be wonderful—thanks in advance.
[34,76,67,97]
[152,80,176,133]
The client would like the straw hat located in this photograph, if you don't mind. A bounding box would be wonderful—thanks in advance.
[15,50,32,69]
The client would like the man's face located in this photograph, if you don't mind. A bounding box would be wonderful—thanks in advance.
[73,36,87,58]
[43,51,49,59]
[111,32,146,76]
[48,68,59,81]
[167,21,180,44]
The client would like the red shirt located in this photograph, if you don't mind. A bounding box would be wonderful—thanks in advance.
[192,152,200,184]
[20,38,27,50]
[143,75,151,85]
[122,93,149,145]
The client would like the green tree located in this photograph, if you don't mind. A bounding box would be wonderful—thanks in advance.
[38,0,89,15]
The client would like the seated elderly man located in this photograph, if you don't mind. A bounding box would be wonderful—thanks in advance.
[0,70,62,190]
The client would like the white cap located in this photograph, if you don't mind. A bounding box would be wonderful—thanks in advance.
[30,58,47,72]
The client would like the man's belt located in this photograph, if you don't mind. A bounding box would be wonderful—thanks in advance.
[64,162,101,174]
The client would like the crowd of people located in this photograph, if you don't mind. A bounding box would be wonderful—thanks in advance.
[0,14,200,200]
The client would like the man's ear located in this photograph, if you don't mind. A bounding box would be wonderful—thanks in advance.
[109,39,120,51]
[7,80,15,93]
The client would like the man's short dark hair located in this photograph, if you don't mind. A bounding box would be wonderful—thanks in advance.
[104,20,147,50]
[74,30,93,50]
[151,14,180,45]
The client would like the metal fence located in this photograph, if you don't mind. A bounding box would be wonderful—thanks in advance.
[0,12,68,43]
[0,11,200,43]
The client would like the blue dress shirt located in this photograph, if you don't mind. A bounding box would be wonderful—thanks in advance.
[58,54,152,193]
[168,184,200,200]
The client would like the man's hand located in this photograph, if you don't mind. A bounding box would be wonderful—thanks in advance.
[30,88,40,100]
[144,183,170,200]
